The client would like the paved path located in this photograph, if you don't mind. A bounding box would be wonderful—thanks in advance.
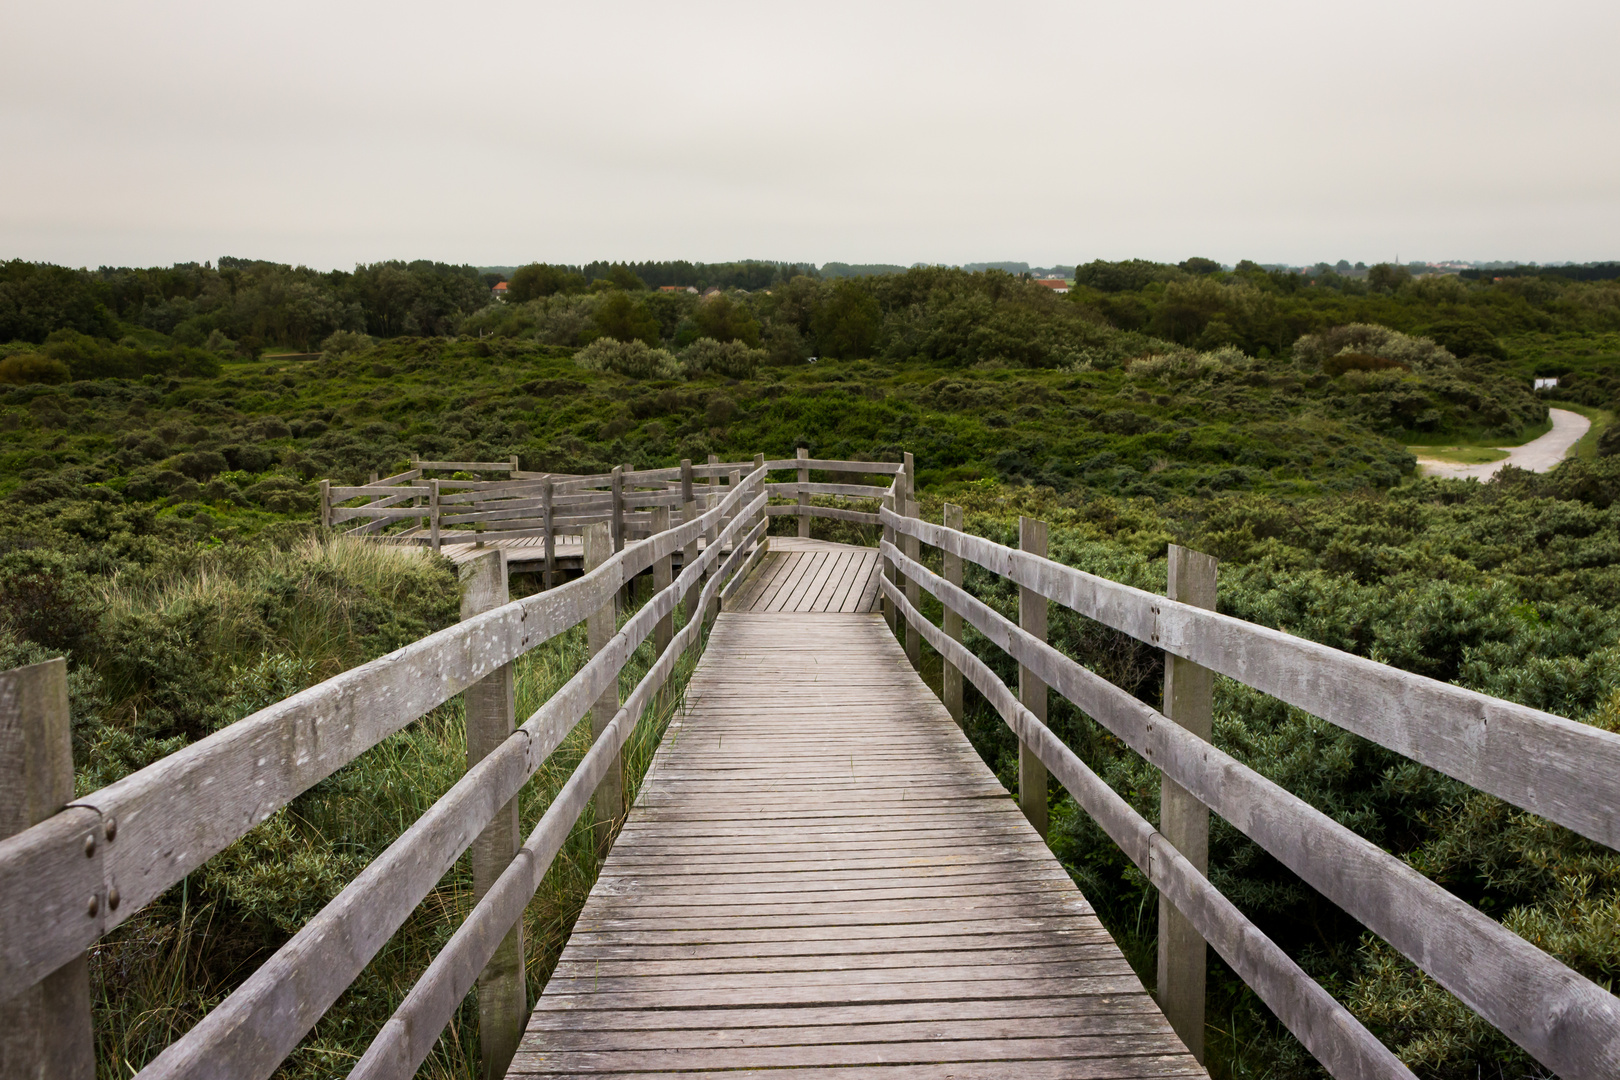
[509,544,1204,1078]
[1416,407,1590,480]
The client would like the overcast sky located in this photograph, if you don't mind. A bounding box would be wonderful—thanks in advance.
[2,1,1617,271]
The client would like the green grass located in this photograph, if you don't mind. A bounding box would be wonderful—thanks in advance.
[1548,400,1615,461]
[1405,445,1509,465]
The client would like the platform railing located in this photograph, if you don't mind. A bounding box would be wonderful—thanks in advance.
[876,468,1620,1080]
[0,466,777,1079]
[0,451,911,1079]
[323,454,901,551]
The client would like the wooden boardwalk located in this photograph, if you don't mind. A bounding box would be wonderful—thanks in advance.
[728,537,884,613]
[511,564,1204,1078]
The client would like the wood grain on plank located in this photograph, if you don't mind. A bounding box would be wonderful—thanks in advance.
[510,611,1202,1078]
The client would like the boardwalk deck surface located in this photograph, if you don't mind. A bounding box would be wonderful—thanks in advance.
[511,544,1202,1078]
[727,537,883,613]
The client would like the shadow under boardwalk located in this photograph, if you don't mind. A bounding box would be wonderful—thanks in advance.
[510,612,1206,1079]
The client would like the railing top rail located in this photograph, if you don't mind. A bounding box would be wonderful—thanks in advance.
[881,506,1620,852]
[878,566,1417,1080]
[882,537,1620,1080]
[0,465,771,1002]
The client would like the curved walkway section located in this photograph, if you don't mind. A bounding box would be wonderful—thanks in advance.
[1417,407,1590,480]
[510,610,1204,1079]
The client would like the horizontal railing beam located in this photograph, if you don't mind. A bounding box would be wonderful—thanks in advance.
[764,481,889,499]
[0,470,766,1004]
[882,537,1620,1080]
[764,505,879,525]
[878,573,1414,1080]
[882,510,1620,852]
[132,485,771,1079]
[349,513,767,1080]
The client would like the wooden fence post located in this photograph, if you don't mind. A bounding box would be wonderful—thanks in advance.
[319,479,331,531]
[753,454,768,555]
[703,458,720,626]
[1018,516,1049,838]
[797,446,810,538]
[508,454,519,474]
[1158,544,1218,1062]
[680,459,699,627]
[610,465,627,611]
[652,506,673,659]
[584,523,623,859]
[610,465,625,554]
[902,452,920,670]
[942,503,964,725]
[541,479,555,591]
[0,658,94,1080]
[881,487,896,633]
[430,480,441,553]
[458,551,525,1078]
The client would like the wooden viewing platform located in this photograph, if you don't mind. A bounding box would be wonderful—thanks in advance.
[514,593,1203,1077]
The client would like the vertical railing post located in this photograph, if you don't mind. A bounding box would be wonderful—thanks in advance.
[508,454,519,475]
[319,478,331,531]
[880,485,896,633]
[902,452,920,670]
[797,446,810,538]
[652,505,673,659]
[584,523,623,859]
[680,459,700,627]
[541,479,555,590]
[753,453,768,555]
[458,551,525,1078]
[0,658,94,1079]
[430,479,441,553]
[1018,516,1049,838]
[652,504,674,714]
[703,456,720,625]
[1158,544,1218,1062]
[941,503,964,725]
[610,465,625,554]
[610,465,627,611]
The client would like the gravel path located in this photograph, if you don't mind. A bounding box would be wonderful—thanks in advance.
[1415,408,1590,480]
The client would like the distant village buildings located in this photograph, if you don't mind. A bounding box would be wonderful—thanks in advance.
[1033,277,1070,294]
[492,281,508,299]
[659,285,699,294]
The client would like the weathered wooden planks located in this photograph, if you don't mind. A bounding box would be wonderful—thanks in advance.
[509,612,1202,1079]
[727,539,882,613]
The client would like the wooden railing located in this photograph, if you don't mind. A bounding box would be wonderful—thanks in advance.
[321,454,899,559]
[0,461,787,1079]
[874,460,1620,1080]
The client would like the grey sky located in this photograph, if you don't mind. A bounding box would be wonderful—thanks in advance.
[3,0,1617,270]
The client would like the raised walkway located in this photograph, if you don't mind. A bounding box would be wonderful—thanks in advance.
[510,541,1203,1078]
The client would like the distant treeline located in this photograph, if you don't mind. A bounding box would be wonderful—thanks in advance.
[1460,262,1620,283]
[4,253,1620,366]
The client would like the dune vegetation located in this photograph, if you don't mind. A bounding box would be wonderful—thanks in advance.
[5,255,1620,1077]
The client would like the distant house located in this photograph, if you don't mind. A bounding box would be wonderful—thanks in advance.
[659,285,699,294]
[1534,377,1559,390]
[1033,278,1070,294]
[492,281,509,300]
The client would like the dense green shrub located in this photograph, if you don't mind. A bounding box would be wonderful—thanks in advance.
[574,337,680,379]
[681,337,764,379]
[0,351,72,384]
